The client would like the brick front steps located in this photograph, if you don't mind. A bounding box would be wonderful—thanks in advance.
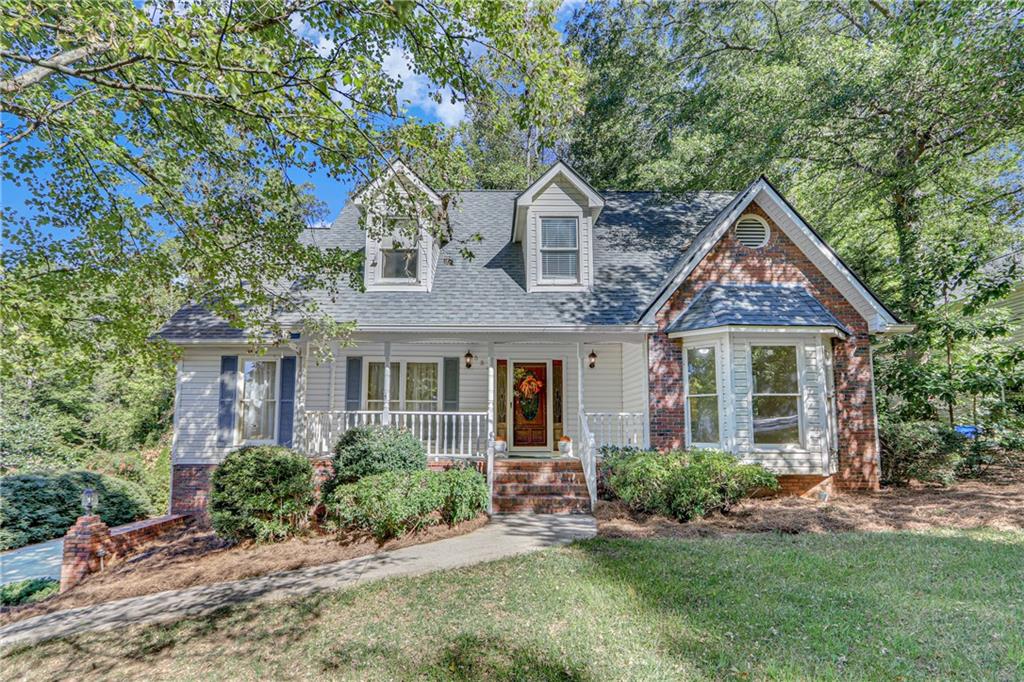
[492,459,591,514]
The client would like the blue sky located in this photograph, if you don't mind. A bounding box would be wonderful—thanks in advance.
[2,2,582,232]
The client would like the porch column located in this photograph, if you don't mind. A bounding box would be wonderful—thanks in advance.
[382,341,392,426]
[576,341,585,439]
[486,342,495,514]
[295,345,308,453]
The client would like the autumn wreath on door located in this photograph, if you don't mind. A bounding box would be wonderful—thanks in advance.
[513,367,544,421]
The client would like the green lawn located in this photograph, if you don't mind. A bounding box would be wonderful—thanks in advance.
[5,530,1024,681]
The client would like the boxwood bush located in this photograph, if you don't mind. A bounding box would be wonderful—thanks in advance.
[331,425,427,485]
[0,469,154,550]
[602,448,777,521]
[327,467,487,541]
[209,446,314,542]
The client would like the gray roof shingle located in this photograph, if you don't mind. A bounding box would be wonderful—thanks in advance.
[157,190,736,340]
[665,284,849,335]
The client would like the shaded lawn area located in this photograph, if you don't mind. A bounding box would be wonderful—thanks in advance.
[5,530,1023,681]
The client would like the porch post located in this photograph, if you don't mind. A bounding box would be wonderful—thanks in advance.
[486,342,495,515]
[296,345,308,453]
[382,341,392,426]
[576,342,585,437]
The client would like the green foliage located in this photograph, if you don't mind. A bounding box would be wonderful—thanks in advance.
[0,578,59,607]
[606,449,687,515]
[326,468,487,541]
[438,465,489,525]
[209,447,314,543]
[664,450,779,522]
[0,469,154,550]
[331,425,427,485]
[603,448,777,521]
[879,420,968,486]
[82,447,171,512]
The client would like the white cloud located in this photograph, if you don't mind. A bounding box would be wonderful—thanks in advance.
[382,47,466,126]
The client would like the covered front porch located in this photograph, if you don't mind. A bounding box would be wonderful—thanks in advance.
[292,332,650,509]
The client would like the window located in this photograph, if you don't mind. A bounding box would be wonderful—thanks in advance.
[238,360,277,442]
[540,217,579,281]
[366,360,441,411]
[367,361,399,411]
[751,345,801,446]
[404,362,439,411]
[685,345,720,445]
[378,217,419,281]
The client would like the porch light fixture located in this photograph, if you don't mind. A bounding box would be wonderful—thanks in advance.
[81,488,97,516]
[464,350,474,369]
[588,350,597,369]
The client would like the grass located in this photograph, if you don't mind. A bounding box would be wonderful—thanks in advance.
[0,579,59,608]
[4,530,1024,681]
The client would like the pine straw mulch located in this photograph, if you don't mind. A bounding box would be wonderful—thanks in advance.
[597,464,1024,539]
[0,514,488,627]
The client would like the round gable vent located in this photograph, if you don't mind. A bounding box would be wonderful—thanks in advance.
[735,214,769,248]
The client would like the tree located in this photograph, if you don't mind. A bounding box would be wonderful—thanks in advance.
[567,0,1024,419]
[1,0,574,375]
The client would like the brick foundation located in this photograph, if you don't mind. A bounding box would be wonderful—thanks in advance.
[648,201,880,491]
[427,457,487,474]
[61,514,188,592]
[171,464,217,522]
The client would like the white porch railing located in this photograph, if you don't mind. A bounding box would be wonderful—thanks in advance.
[585,412,645,449]
[303,410,489,458]
[577,407,598,509]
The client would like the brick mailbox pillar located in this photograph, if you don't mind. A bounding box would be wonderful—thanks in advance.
[60,515,113,592]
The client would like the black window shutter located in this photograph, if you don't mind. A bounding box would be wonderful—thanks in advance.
[345,357,363,410]
[278,356,297,447]
[217,356,239,446]
[443,357,460,411]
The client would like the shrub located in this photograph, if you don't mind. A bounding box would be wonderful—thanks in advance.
[209,446,314,542]
[664,450,778,521]
[327,470,445,541]
[0,578,59,607]
[439,465,489,524]
[82,447,171,511]
[880,420,967,486]
[597,446,644,500]
[331,425,427,485]
[606,450,688,515]
[0,469,154,550]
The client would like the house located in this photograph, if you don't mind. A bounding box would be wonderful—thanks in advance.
[157,161,909,515]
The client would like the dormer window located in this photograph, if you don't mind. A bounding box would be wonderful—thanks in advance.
[540,217,579,282]
[381,246,418,280]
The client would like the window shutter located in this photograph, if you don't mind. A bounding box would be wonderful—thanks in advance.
[278,356,297,447]
[443,357,460,411]
[217,356,238,446]
[345,357,363,410]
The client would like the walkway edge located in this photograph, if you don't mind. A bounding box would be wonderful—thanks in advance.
[0,514,595,653]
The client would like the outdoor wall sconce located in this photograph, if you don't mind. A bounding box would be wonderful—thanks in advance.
[464,350,474,369]
[81,487,97,516]
[588,350,598,369]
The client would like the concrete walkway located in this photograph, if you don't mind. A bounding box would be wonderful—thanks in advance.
[0,539,63,586]
[0,514,596,651]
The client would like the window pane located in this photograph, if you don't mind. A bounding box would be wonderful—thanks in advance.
[686,346,717,395]
[381,249,418,279]
[405,362,438,412]
[753,396,800,445]
[367,362,399,410]
[241,361,276,441]
[541,251,578,279]
[540,218,577,248]
[688,396,719,443]
[751,346,798,394]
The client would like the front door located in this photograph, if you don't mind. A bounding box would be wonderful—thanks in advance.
[512,363,548,448]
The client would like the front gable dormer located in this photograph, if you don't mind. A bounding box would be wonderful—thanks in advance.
[353,161,442,292]
[513,161,604,292]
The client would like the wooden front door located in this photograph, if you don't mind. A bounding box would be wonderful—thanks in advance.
[512,363,548,448]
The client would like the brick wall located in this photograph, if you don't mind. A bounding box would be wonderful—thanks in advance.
[648,201,880,491]
[171,464,217,522]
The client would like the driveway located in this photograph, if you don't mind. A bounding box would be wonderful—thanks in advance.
[0,538,63,586]
[0,514,596,650]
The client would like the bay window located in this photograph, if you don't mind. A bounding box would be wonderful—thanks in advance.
[238,359,277,442]
[685,344,720,446]
[540,217,579,281]
[751,345,802,446]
